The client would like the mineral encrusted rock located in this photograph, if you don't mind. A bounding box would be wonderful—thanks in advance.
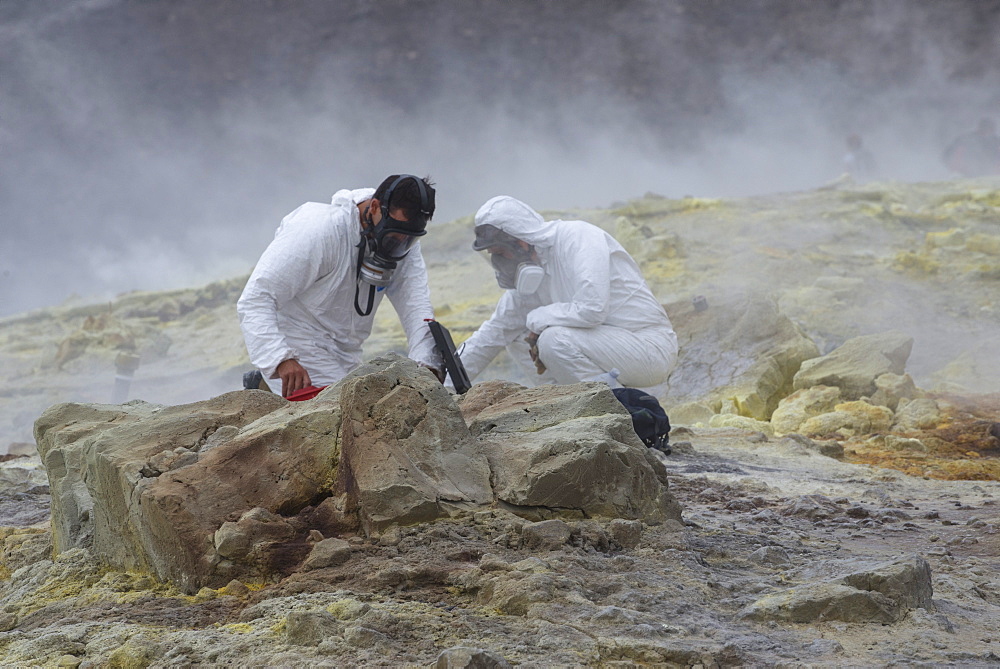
[793,330,914,400]
[665,294,820,421]
[35,355,679,592]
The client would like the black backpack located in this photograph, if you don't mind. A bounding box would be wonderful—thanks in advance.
[612,387,671,455]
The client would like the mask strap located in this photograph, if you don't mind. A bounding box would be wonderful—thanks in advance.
[354,237,376,316]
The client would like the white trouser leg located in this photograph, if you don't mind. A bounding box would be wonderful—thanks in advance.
[535,325,677,389]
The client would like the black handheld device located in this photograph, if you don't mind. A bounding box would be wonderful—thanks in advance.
[426,319,473,394]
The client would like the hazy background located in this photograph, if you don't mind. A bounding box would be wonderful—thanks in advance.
[2,0,999,317]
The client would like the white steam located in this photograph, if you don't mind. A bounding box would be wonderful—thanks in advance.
[1,1,997,316]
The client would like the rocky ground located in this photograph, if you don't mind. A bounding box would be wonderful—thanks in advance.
[0,428,998,666]
[1,176,999,666]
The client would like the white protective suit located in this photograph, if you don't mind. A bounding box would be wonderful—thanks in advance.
[237,188,440,395]
[459,196,677,392]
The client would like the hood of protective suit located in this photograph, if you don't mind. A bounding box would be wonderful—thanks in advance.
[474,196,556,248]
[332,187,375,209]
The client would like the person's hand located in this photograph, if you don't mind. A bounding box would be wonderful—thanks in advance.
[525,331,546,375]
[277,359,311,398]
[420,362,446,384]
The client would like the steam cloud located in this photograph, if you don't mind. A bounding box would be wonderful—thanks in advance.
[2,0,999,317]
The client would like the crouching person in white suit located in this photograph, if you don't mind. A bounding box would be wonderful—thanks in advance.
[458,196,678,393]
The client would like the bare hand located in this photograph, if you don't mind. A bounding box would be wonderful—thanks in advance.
[277,359,311,398]
[525,332,546,374]
[420,363,446,383]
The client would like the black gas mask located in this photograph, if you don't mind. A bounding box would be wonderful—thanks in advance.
[354,175,431,316]
[472,224,544,294]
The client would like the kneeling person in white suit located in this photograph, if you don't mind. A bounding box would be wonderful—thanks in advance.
[458,196,677,392]
[238,174,442,397]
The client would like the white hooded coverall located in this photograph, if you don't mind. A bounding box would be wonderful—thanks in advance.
[237,188,440,395]
[459,196,678,392]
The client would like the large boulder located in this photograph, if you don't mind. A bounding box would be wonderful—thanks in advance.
[34,355,492,592]
[34,391,287,560]
[792,331,914,400]
[471,383,681,523]
[35,355,675,593]
[664,294,820,421]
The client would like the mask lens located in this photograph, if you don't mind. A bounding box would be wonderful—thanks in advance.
[378,230,418,259]
[473,224,519,251]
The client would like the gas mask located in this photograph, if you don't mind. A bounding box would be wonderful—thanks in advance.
[354,176,431,316]
[489,253,544,294]
[473,223,544,295]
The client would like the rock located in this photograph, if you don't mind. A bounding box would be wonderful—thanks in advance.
[667,401,715,426]
[378,525,403,546]
[884,436,929,452]
[466,382,623,436]
[474,572,563,616]
[615,215,685,262]
[608,518,643,549]
[343,625,389,648]
[327,598,371,620]
[435,646,513,669]
[929,341,1000,394]
[0,455,50,493]
[870,373,917,411]
[301,538,352,570]
[743,582,902,623]
[457,380,526,424]
[742,555,932,623]
[35,355,494,592]
[335,355,493,534]
[708,414,774,436]
[778,434,844,458]
[34,392,287,580]
[781,494,842,520]
[521,519,572,550]
[892,398,942,431]
[664,294,820,421]
[5,442,38,457]
[799,401,894,437]
[285,610,341,646]
[841,555,933,610]
[219,579,250,597]
[669,440,696,455]
[749,546,792,566]
[792,331,914,400]
[770,386,842,435]
[481,409,681,523]
[213,522,252,559]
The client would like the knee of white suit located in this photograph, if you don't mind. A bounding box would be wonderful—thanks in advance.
[536,325,676,389]
[536,327,605,384]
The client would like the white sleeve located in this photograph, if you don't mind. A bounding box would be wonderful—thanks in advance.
[525,228,610,332]
[237,206,338,379]
[387,243,441,369]
[458,291,533,381]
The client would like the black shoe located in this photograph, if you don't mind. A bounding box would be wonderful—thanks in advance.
[243,369,264,390]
